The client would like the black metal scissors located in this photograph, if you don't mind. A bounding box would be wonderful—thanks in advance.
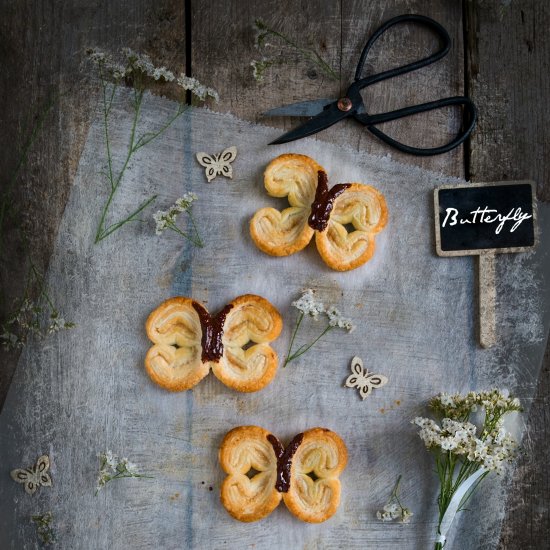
[264,14,477,156]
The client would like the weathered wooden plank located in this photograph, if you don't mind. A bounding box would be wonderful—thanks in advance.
[191,0,465,176]
[464,1,550,547]
[190,1,342,129]
[0,0,185,407]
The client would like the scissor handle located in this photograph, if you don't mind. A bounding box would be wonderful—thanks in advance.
[354,14,451,89]
[354,96,477,156]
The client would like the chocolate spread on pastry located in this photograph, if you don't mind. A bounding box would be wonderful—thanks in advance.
[192,301,234,362]
[267,432,304,492]
[307,171,351,232]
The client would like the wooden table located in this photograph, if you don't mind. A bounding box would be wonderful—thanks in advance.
[1,1,548,547]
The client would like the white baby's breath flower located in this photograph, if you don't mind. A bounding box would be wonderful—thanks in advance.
[376,475,413,524]
[326,306,355,332]
[153,196,203,247]
[152,66,175,82]
[176,74,219,102]
[175,193,198,212]
[1,330,21,350]
[251,58,275,82]
[285,289,355,367]
[401,508,413,523]
[292,289,325,317]
[96,450,148,494]
[89,47,218,103]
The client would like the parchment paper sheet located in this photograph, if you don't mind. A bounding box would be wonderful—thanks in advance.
[1,90,549,549]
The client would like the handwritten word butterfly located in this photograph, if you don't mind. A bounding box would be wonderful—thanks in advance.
[345,356,388,400]
[219,425,347,523]
[196,146,238,182]
[10,455,52,495]
[250,153,388,271]
[145,294,282,392]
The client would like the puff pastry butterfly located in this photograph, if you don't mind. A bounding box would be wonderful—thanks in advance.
[250,154,388,271]
[219,425,347,523]
[145,294,282,393]
[345,356,388,400]
[10,454,52,495]
[196,146,237,182]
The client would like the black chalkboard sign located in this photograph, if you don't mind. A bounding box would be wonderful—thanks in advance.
[434,181,537,256]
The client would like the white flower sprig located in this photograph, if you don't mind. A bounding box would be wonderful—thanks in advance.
[96,450,151,495]
[86,48,218,244]
[250,19,338,83]
[1,262,74,351]
[284,289,355,368]
[376,475,413,524]
[412,390,522,549]
[88,48,219,102]
[153,193,203,247]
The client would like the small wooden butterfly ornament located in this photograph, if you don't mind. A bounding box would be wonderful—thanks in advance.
[196,146,238,182]
[10,454,52,495]
[345,356,388,400]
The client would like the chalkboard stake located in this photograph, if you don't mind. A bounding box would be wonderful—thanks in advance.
[478,253,496,348]
[434,180,537,348]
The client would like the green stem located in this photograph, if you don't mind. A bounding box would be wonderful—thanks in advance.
[186,212,204,247]
[283,312,304,367]
[166,221,203,247]
[95,86,143,243]
[284,322,333,366]
[97,195,157,242]
[133,103,187,151]
[94,80,188,244]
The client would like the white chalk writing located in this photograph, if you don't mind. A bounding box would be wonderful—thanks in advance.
[442,206,532,234]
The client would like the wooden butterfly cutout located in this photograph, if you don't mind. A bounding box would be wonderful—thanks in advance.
[10,454,52,495]
[250,154,388,271]
[345,356,388,400]
[219,426,347,523]
[196,146,237,182]
[145,294,282,392]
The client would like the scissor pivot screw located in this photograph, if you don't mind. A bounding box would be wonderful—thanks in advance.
[337,98,353,112]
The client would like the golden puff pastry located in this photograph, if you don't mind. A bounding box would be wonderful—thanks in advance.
[219,426,347,523]
[145,295,282,392]
[250,154,388,271]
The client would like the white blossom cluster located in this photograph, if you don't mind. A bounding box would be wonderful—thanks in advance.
[250,59,274,82]
[153,193,198,235]
[430,389,522,420]
[1,298,74,350]
[96,450,141,493]
[413,391,520,474]
[292,289,355,332]
[87,48,219,102]
[326,306,355,332]
[291,289,325,317]
[376,502,413,523]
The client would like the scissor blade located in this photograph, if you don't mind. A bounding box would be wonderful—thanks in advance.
[262,98,334,117]
[269,102,348,145]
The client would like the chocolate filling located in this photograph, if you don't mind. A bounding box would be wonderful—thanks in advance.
[307,171,351,232]
[192,301,234,362]
[267,432,304,492]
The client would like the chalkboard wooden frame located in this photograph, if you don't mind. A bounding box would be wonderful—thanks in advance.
[434,180,538,257]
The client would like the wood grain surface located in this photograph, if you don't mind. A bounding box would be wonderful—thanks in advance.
[1,0,548,547]
[464,1,550,547]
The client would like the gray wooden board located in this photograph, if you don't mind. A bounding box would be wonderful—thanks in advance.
[464,2,550,546]
[1,90,549,549]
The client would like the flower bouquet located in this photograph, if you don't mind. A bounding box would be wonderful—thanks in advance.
[413,390,522,549]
